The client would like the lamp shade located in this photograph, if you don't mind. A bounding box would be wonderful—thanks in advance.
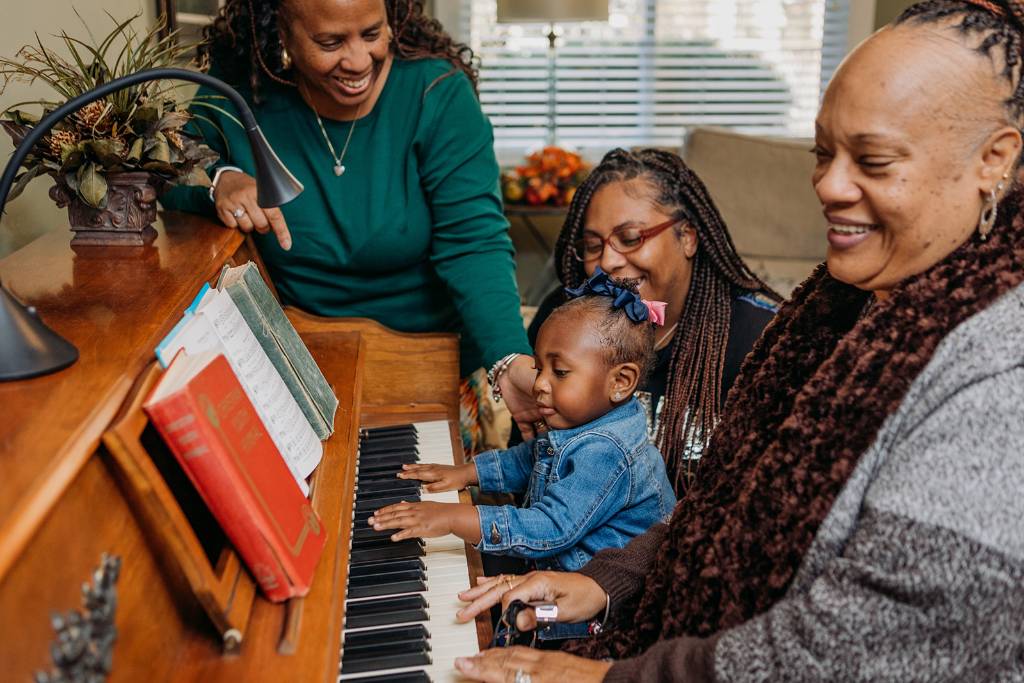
[496,0,608,23]
[0,290,78,381]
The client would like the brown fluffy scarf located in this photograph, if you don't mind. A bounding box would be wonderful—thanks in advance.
[572,193,1024,660]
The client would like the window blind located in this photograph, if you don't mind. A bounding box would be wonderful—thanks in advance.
[464,0,842,154]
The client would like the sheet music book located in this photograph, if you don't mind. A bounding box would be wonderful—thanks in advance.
[217,262,338,440]
[156,287,321,495]
[144,350,326,602]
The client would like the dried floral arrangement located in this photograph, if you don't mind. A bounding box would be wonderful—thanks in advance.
[0,15,220,209]
[502,146,589,207]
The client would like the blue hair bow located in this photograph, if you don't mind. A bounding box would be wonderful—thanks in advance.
[564,267,665,325]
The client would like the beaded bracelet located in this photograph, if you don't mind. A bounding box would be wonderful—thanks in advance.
[487,352,521,403]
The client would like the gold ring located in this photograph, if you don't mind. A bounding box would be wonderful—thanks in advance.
[504,576,515,592]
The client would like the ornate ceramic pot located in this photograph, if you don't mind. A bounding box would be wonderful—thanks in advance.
[49,171,164,247]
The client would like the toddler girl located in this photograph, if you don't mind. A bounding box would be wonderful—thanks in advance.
[368,268,675,579]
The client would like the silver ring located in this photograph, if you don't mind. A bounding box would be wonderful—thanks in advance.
[514,669,531,683]
[232,207,246,218]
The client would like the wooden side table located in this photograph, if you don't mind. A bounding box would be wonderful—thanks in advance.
[504,204,568,305]
[504,204,568,251]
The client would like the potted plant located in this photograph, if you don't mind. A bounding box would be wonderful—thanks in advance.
[0,16,219,246]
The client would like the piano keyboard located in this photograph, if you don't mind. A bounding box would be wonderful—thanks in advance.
[339,421,478,682]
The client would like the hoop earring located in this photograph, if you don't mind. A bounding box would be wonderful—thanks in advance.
[281,46,292,70]
[978,180,1004,241]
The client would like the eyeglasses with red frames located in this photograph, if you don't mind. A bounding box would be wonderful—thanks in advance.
[571,217,682,262]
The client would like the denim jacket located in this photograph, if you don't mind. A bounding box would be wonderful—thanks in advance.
[472,398,675,572]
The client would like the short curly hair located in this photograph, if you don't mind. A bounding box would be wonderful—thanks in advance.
[544,279,657,385]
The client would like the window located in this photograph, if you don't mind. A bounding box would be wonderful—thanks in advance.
[160,0,223,46]
[462,0,842,156]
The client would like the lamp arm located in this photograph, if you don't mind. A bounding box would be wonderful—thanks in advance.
[0,67,302,381]
[0,68,262,220]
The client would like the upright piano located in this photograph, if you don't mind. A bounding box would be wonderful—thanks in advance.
[0,212,489,681]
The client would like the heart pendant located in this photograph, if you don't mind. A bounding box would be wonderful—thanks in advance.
[334,164,345,176]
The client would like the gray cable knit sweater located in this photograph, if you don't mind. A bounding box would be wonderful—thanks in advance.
[580,282,1024,682]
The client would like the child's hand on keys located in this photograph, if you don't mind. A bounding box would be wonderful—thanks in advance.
[369,501,482,544]
[398,462,477,492]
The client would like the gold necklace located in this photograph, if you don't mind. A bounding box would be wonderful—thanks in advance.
[304,86,362,176]
[654,321,679,350]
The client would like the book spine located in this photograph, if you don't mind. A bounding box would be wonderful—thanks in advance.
[240,266,337,430]
[225,282,331,440]
[146,392,296,602]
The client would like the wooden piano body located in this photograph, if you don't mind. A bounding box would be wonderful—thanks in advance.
[0,213,487,681]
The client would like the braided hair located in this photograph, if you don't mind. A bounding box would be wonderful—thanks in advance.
[898,1,1024,130]
[197,0,477,102]
[553,148,781,495]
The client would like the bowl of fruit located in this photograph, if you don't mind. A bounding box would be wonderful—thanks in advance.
[502,146,589,207]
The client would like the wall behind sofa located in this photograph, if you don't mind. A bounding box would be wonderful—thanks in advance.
[683,127,823,296]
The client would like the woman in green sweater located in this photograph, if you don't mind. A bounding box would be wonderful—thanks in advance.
[161,0,540,443]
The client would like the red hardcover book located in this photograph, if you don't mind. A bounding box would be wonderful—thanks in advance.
[144,350,326,602]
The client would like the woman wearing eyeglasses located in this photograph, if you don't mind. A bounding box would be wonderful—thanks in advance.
[528,148,781,495]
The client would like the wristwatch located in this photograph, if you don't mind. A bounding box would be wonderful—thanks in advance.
[208,165,244,203]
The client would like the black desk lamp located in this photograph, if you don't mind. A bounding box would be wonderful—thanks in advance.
[0,67,303,381]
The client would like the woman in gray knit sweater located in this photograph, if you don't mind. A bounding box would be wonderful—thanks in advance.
[452,2,1024,681]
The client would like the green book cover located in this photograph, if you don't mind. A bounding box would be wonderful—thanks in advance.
[217,262,338,439]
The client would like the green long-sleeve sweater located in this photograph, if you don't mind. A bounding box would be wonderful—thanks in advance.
[161,58,530,374]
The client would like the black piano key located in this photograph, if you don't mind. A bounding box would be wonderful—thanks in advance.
[352,535,404,550]
[356,466,415,481]
[357,479,421,495]
[347,593,428,612]
[353,526,405,541]
[356,487,420,500]
[359,452,419,465]
[355,487,421,503]
[350,539,425,563]
[343,624,430,649]
[355,475,413,490]
[363,424,417,437]
[355,484,420,498]
[357,468,417,481]
[343,652,432,675]
[345,594,428,629]
[358,454,419,469]
[355,494,420,512]
[348,578,426,599]
[348,568,426,587]
[348,567,426,584]
[360,438,419,454]
[341,650,432,675]
[340,672,431,683]
[349,558,425,578]
[357,462,419,477]
[343,633,430,660]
